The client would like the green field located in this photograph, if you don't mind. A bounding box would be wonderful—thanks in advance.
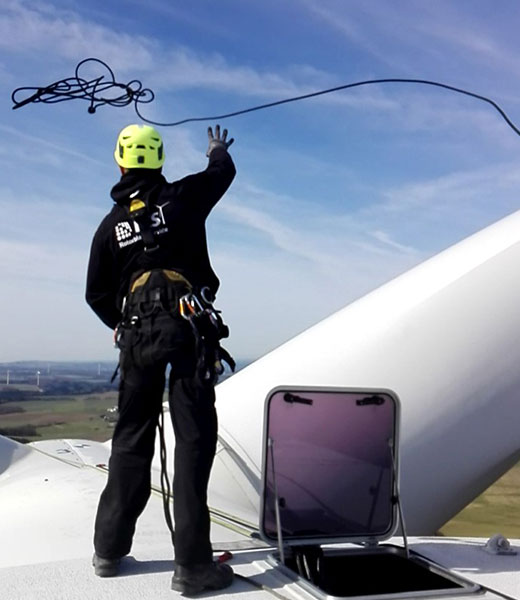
[1,393,519,538]
[0,392,118,442]
[440,463,520,538]
[0,384,41,392]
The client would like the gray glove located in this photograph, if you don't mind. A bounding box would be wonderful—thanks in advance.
[206,124,234,157]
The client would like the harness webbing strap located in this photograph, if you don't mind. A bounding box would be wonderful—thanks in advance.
[127,196,158,253]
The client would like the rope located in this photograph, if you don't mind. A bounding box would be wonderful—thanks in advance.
[11,58,520,138]
[158,403,175,545]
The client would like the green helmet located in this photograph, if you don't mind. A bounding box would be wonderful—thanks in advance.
[114,124,165,169]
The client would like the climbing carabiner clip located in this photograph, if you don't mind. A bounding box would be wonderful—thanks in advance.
[179,293,204,320]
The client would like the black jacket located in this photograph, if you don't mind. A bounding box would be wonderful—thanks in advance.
[85,147,236,329]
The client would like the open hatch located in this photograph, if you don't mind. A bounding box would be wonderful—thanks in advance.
[260,387,481,599]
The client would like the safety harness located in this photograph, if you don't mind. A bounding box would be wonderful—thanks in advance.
[116,269,235,382]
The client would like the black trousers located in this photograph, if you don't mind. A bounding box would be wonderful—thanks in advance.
[93,358,217,566]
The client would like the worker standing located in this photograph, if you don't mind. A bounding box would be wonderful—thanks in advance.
[86,123,236,594]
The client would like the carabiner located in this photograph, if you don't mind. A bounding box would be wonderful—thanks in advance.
[200,286,215,305]
[179,293,204,320]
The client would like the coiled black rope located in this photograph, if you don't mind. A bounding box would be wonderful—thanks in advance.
[11,57,520,137]
[11,58,154,115]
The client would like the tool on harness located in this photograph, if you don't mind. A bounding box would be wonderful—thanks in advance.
[179,286,236,384]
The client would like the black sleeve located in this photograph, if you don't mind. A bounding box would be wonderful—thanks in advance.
[176,147,236,216]
[85,223,121,329]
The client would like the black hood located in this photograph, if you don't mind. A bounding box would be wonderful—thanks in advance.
[110,169,167,207]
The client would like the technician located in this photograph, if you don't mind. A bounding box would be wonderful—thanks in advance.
[86,123,236,595]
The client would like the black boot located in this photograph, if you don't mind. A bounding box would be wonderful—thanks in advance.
[92,553,121,577]
[171,561,234,596]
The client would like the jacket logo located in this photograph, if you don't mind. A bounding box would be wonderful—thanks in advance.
[115,222,134,242]
[114,204,169,249]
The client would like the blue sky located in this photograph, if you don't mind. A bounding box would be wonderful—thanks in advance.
[1,0,520,362]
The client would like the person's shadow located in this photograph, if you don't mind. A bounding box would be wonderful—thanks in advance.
[118,556,174,577]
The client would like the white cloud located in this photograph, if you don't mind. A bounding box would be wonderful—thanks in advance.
[300,0,520,79]
[0,124,107,168]
[402,3,520,74]
[369,230,416,254]
[161,127,209,176]
[216,177,425,282]
[149,48,399,112]
[219,199,333,266]
[0,0,155,72]
[0,238,84,286]
[380,161,520,216]
[0,271,108,362]
[221,155,520,276]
